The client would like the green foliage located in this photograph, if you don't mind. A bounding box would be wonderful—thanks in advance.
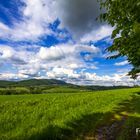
[0,88,140,139]
[0,87,30,95]
[42,86,80,94]
[99,0,140,78]
[0,85,132,95]
[0,79,133,95]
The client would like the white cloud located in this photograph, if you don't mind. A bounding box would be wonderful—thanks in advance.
[38,44,100,61]
[45,68,140,86]
[0,22,9,30]
[72,72,140,86]
[80,25,113,43]
[117,68,131,73]
[0,46,14,59]
[38,47,65,60]
[0,73,29,80]
[103,51,119,59]
[0,43,99,78]
[47,67,80,79]
[1,69,139,86]
[0,0,57,41]
[0,0,112,42]
[115,60,129,66]
[0,45,35,65]
[0,45,139,86]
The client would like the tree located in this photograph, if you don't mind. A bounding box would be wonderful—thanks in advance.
[98,0,140,78]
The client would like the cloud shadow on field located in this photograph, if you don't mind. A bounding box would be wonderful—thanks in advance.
[19,92,140,140]
[26,112,107,140]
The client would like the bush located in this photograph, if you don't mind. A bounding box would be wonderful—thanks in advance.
[0,87,30,95]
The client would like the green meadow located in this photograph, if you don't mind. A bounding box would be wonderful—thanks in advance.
[0,88,140,140]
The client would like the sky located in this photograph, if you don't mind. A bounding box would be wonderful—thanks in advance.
[0,0,139,86]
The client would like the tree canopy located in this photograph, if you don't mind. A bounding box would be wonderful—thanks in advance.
[99,0,140,78]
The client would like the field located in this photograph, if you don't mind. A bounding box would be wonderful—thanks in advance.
[0,88,140,140]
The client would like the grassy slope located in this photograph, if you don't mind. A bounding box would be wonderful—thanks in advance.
[0,88,140,140]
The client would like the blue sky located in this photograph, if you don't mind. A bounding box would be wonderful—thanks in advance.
[0,0,139,86]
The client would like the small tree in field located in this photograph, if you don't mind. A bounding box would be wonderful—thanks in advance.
[99,0,140,78]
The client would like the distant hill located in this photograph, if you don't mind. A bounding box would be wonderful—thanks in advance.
[0,80,14,87]
[0,79,134,95]
[0,79,68,87]
[0,79,133,90]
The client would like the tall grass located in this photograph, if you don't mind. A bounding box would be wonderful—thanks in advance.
[0,88,140,140]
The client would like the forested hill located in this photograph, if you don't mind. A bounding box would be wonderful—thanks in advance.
[0,79,68,87]
[0,79,132,90]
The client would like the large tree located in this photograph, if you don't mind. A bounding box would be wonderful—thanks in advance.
[99,0,140,78]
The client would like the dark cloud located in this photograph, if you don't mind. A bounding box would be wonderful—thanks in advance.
[57,0,104,39]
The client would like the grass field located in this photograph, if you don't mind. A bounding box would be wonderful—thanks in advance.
[0,88,140,140]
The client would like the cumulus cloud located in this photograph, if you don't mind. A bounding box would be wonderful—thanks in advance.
[0,73,29,80]
[47,67,80,80]
[0,0,110,41]
[115,60,129,66]
[80,25,113,43]
[38,47,65,60]
[45,69,140,86]
[0,0,56,41]
[0,44,140,86]
[0,46,14,59]
[0,45,33,65]
[0,44,99,78]
[38,44,100,61]
[1,69,140,86]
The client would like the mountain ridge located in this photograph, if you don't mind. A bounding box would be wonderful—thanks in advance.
[0,79,68,87]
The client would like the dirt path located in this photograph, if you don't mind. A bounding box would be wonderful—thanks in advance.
[96,114,128,140]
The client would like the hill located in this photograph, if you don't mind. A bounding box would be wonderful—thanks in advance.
[0,79,132,92]
[0,79,68,87]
